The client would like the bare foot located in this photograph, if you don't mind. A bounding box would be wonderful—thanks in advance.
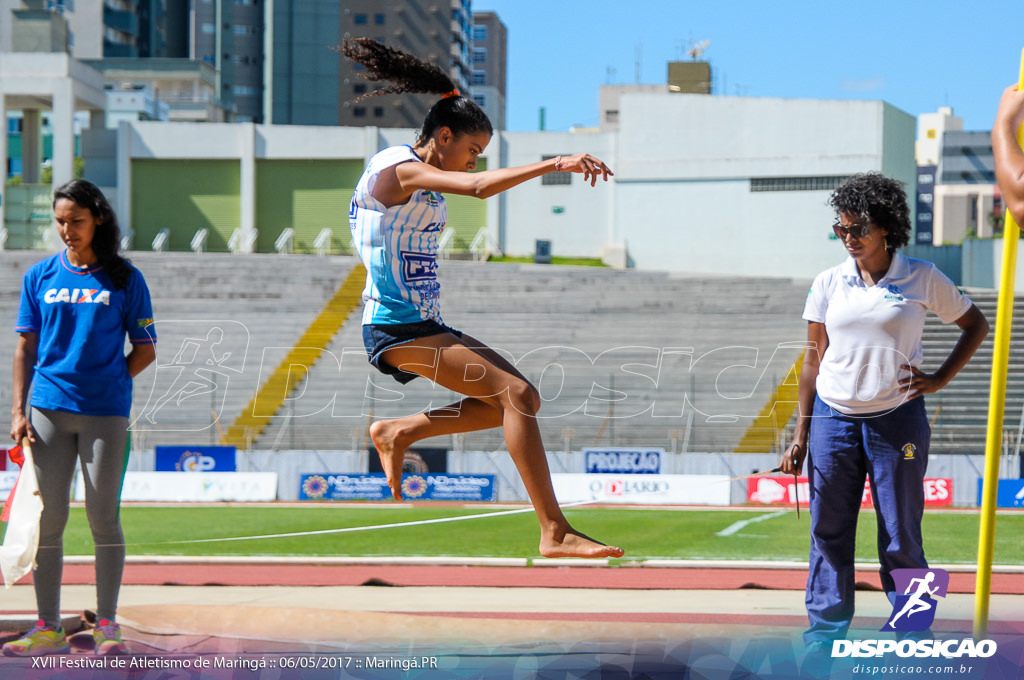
[539,528,624,559]
[369,419,406,501]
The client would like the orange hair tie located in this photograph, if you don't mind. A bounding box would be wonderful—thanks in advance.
[442,89,460,99]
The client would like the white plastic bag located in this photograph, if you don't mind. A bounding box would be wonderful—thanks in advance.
[0,440,44,588]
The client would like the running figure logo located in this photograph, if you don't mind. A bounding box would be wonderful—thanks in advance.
[134,321,249,432]
[884,568,950,632]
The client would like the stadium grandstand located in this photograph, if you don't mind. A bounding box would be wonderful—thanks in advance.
[1,250,1017,471]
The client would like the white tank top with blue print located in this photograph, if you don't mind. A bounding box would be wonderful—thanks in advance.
[349,145,447,325]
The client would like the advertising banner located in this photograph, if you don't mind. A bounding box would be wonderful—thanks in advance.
[583,447,662,474]
[75,472,276,502]
[748,477,954,507]
[299,473,496,502]
[976,479,1024,508]
[552,473,730,505]
[155,445,237,472]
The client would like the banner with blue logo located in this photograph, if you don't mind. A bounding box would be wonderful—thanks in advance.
[977,478,1024,508]
[584,447,662,474]
[155,445,237,472]
[299,473,496,501]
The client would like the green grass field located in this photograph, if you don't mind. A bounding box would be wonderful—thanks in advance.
[45,504,1024,565]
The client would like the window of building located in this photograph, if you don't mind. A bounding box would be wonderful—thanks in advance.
[541,155,572,186]
[471,70,486,86]
[354,83,367,95]
[472,25,487,42]
[233,25,259,35]
[201,22,216,34]
[749,176,850,192]
[472,47,486,63]
[353,107,367,117]
[373,107,384,118]
[354,13,368,24]
[374,13,385,24]
[472,94,486,107]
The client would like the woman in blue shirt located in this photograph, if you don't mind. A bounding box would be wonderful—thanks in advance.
[5,180,156,657]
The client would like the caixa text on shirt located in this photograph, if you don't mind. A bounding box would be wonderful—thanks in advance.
[43,287,111,305]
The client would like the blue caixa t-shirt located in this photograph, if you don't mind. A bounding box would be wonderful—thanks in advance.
[15,251,156,417]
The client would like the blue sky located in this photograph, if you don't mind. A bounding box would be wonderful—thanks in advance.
[472,0,1023,133]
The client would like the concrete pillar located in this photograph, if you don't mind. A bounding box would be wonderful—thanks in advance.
[22,109,41,184]
[51,79,74,188]
[116,120,132,239]
[90,109,105,131]
[239,122,256,252]
[0,94,7,235]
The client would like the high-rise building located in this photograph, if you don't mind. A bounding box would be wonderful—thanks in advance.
[189,0,237,121]
[469,10,506,130]
[58,0,172,59]
[336,0,472,129]
[265,0,339,125]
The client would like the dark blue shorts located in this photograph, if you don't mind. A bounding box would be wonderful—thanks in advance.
[363,320,463,384]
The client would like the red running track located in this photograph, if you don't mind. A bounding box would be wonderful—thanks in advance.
[38,562,1024,594]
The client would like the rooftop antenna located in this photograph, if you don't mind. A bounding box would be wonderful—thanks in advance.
[687,39,711,61]
[635,42,642,83]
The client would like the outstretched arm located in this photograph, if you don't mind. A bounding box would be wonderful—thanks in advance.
[993,84,1024,226]
[379,153,613,205]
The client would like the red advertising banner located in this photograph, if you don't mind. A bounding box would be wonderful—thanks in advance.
[747,477,953,507]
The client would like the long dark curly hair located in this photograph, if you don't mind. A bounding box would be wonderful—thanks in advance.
[338,37,493,144]
[829,172,912,252]
[53,179,134,290]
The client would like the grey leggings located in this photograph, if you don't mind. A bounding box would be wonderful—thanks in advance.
[30,407,129,629]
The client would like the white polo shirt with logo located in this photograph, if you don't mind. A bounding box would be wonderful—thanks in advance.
[804,253,972,415]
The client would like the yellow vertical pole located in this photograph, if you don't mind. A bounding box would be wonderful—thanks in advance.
[974,48,1024,639]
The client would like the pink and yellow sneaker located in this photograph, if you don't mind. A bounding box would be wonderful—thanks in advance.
[92,619,127,656]
[2,620,70,657]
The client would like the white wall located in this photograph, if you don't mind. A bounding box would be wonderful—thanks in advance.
[606,94,914,278]
[498,130,616,258]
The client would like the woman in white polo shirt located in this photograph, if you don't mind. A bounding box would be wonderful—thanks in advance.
[779,173,989,653]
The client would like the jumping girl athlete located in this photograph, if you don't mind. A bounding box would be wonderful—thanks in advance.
[342,38,622,559]
[5,180,156,657]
